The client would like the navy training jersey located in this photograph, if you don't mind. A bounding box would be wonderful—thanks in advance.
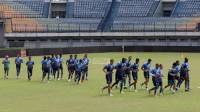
[131,63,139,73]
[142,62,151,72]
[104,64,114,74]
[26,61,34,69]
[15,57,23,65]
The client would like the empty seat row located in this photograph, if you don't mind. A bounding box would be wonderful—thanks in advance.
[73,0,111,18]
[117,0,158,17]
[0,0,49,18]
[111,17,198,32]
[11,18,101,32]
[172,0,200,17]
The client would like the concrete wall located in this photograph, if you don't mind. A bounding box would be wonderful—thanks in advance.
[1,46,200,58]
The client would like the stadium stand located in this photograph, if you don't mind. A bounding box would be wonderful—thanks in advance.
[10,18,101,32]
[172,0,200,17]
[0,0,50,18]
[117,0,159,17]
[73,0,111,18]
[111,17,197,32]
[1,0,199,33]
[1,0,200,49]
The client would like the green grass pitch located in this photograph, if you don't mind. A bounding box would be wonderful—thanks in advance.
[0,52,200,112]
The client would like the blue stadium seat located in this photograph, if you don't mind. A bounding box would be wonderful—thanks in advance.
[172,0,200,17]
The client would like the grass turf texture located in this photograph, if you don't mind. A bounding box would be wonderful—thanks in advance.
[0,52,200,112]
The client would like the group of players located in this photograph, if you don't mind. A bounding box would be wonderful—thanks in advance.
[2,54,89,84]
[102,56,190,96]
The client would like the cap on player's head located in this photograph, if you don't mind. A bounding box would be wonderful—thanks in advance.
[175,60,180,65]
[122,58,126,63]
[136,58,139,63]
[172,62,176,68]
[44,56,47,60]
[184,57,188,63]
[70,54,73,58]
[148,59,152,63]
[155,63,159,68]
[110,59,114,64]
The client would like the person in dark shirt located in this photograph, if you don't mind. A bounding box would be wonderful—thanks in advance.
[176,58,190,92]
[15,54,23,79]
[59,54,64,79]
[66,55,75,82]
[141,59,152,91]
[111,58,127,94]
[74,59,84,84]
[148,64,163,96]
[26,56,34,81]
[102,59,115,96]
[41,56,48,82]
[129,58,140,92]
[164,62,177,93]
[124,56,132,89]
[82,54,89,81]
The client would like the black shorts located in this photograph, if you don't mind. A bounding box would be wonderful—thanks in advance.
[144,71,150,79]
[168,80,175,86]
[68,66,74,72]
[4,68,9,71]
[132,72,138,80]
[28,68,33,74]
[106,74,112,85]
[84,66,88,72]
[53,67,59,71]
[43,68,49,74]
[60,64,63,69]
[125,70,131,75]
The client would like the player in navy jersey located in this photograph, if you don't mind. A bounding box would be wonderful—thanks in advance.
[148,64,163,96]
[26,56,34,81]
[141,59,152,90]
[102,59,115,96]
[129,58,139,92]
[54,55,61,80]
[66,55,75,82]
[73,54,79,82]
[124,56,132,89]
[176,58,190,92]
[15,54,23,79]
[74,54,79,65]
[50,54,55,75]
[41,56,49,82]
[74,59,84,84]
[59,54,64,79]
[164,63,177,93]
[47,56,52,80]
[111,58,127,94]
[174,60,180,81]
[82,54,89,81]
